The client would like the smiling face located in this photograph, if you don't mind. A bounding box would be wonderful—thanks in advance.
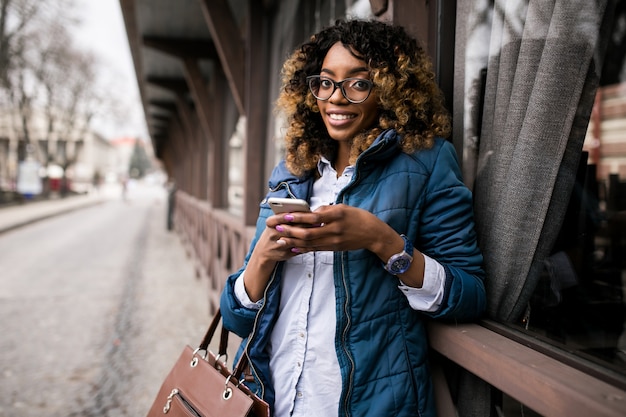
[317,42,379,146]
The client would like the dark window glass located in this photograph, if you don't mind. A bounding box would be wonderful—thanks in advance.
[517,3,626,381]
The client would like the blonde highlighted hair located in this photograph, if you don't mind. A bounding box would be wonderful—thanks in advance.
[276,19,451,176]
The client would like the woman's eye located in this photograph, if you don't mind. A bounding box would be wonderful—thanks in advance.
[351,80,370,91]
[320,79,333,89]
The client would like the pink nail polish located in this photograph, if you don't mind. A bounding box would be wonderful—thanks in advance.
[284,214,295,221]
[291,247,300,253]
[275,225,284,232]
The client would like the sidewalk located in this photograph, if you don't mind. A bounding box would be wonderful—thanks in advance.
[0,192,107,234]
[0,184,214,416]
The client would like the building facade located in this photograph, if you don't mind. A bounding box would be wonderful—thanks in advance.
[0,108,118,199]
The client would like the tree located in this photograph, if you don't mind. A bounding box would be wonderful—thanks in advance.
[0,0,128,196]
[128,140,152,179]
[0,0,40,89]
[0,0,78,150]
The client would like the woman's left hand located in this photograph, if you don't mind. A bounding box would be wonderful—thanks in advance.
[273,204,394,254]
[276,204,425,287]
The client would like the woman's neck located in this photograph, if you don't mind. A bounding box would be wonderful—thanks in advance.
[333,144,351,177]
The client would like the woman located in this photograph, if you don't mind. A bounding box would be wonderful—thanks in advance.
[220,19,486,417]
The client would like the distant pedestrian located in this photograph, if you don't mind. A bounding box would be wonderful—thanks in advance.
[92,171,102,194]
[121,177,128,201]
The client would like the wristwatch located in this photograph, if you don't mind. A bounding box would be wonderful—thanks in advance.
[383,234,414,275]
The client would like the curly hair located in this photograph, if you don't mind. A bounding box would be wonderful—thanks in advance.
[275,19,451,177]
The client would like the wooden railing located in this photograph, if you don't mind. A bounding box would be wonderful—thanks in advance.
[174,191,254,314]
[173,190,626,416]
[428,321,626,416]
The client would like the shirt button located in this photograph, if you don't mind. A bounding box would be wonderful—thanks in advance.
[297,392,303,398]
[307,273,312,278]
[299,332,305,338]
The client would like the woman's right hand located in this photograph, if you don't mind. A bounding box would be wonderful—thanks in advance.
[242,213,307,301]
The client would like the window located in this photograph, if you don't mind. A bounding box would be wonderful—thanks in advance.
[515,3,626,384]
[455,0,626,395]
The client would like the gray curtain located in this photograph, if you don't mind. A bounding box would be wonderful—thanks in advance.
[471,0,611,321]
[449,0,614,415]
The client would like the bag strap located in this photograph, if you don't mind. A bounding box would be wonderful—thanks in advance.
[219,320,229,357]
[195,308,262,404]
[198,308,222,350]
[196,308,252,382]
[198,308,229,358]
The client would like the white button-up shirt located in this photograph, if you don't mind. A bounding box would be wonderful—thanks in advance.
[235,158,445,417]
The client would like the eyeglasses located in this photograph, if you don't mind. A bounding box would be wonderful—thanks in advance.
[306,75,374,104]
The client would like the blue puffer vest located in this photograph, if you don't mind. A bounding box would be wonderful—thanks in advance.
[221,129,486,417]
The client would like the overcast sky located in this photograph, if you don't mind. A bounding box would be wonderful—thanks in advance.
[72,1,148,142]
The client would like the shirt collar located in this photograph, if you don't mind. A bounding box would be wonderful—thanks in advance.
[317,156,356,177]
[317,156,332,176]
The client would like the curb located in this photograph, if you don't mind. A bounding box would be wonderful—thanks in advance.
[0,198,106,235]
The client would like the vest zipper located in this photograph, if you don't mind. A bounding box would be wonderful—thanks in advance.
[242,264,280,400]
[339,251,355,417]
[267,181,297,199]
[335,143,387,416]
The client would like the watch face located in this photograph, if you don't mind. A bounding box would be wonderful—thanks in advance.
[389,254,411,274]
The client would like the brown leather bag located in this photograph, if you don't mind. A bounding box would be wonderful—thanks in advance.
[146,309,270,417]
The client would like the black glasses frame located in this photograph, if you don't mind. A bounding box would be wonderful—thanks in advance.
[306,75,374,104]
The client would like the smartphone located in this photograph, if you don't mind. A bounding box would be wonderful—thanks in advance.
[268,197,311,214]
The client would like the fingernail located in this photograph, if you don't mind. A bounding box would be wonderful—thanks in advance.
[276,239,287,246]
[284,214,295,221]
[275,225,285,232]
[291,247,300,253]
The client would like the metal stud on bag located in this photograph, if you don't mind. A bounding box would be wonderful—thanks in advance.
[223,373,234,401]
[223,386,233,400]
[215,353,228,371]
[222,371,244,401]
[190,347,207,367]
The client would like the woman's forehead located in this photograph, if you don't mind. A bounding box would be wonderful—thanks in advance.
[321,43,368,71]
